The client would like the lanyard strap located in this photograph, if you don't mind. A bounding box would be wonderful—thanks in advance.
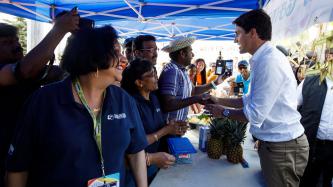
[73,78,106,177]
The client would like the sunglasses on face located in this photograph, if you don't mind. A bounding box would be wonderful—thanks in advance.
[238,66,247,70]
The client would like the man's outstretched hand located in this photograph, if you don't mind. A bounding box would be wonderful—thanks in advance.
[204,104,225,118]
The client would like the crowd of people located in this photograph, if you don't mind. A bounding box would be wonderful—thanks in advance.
[0,7,332,187]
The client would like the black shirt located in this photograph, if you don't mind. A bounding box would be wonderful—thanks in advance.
[0,64,40,187]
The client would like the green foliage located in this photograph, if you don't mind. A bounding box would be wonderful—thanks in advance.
[224,119,247,147]
[209,118,228,140]
[197,113,210,120]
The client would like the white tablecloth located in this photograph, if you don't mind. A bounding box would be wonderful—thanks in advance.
[150,128,266,187]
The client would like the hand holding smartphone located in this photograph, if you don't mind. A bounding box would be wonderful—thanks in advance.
[215,59,233,76]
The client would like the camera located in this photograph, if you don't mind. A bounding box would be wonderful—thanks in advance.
[233,82,244,96]
[55,7,95,30]
[214,51,233,76]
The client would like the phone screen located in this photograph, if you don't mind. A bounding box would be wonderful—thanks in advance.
[224,60,233,76]
[216,67,223,75]
[226,60,233,70]
[215,60,225,75]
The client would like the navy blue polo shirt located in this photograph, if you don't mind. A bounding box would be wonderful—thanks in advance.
[6,77,148,187]
[132,93,165,153]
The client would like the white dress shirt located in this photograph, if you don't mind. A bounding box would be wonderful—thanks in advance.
[243,42,304,142]
[297,77,333,140]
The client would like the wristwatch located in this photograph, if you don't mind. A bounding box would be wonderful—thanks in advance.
[222,109,230,117]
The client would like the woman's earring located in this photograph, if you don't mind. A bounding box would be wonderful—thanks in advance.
[95,68,99,78]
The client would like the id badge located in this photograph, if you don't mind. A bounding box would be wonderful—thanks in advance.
[88,173,120,187]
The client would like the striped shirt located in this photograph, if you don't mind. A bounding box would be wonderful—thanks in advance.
[158,61,193,121]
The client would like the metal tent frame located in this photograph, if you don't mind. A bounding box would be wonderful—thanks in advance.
[0,0,265,41]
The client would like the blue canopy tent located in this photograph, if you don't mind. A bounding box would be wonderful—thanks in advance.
[0,0,266,40]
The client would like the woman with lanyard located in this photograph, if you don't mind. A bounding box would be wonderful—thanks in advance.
[121,59,188,185]
[6,26,148,187]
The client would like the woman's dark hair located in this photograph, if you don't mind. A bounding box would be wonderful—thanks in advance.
[194,58,206,85]
[233,9,272,41]
[121,58,154,95]
[60,25,118,77]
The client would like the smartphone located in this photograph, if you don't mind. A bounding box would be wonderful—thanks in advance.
[215,59,225,75]
[225,60,233,76]
[236,82,244,88]
[55,7,94,30]
[79,18,95,29]
[233,82,239,95]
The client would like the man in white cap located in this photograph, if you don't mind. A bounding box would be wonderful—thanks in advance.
[158,37,224,121]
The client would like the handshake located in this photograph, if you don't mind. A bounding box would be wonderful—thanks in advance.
[195,93,217,106]
[195,94,226,118]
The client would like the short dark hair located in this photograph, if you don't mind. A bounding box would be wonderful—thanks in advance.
[121,58,154,95]
[233,9,272,41]
[60,26,118,77]
[124,37,135,48]
[0,23,17,37]
[134,35,156,50]
[169,46,190,61]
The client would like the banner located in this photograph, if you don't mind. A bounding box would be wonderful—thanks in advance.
[264,0,333,41]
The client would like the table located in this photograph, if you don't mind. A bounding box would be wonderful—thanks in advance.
[150,128,266,187]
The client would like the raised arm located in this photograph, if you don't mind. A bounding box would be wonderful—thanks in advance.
[192,74,227,95]
[0,9,79,86]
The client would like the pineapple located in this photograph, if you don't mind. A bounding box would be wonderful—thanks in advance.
[207,138,223,159]
[224,119,247,164]
[221,141,229,155]
[220,119,230,155]
[206,118,226,159]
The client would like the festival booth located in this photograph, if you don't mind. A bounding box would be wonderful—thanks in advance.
[2,0,333,186]
[0,0,266,41]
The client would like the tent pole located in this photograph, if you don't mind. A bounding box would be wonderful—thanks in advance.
[258,0,263,8]
[50,4,55,20]
[123,0,145,21]
[81,5,139,18]
[11,2,52,22]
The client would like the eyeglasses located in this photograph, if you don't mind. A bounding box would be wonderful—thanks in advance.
[140,47,159,53]
[141,70,157,79]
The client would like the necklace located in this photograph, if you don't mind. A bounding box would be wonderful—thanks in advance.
[93,108,101,112]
